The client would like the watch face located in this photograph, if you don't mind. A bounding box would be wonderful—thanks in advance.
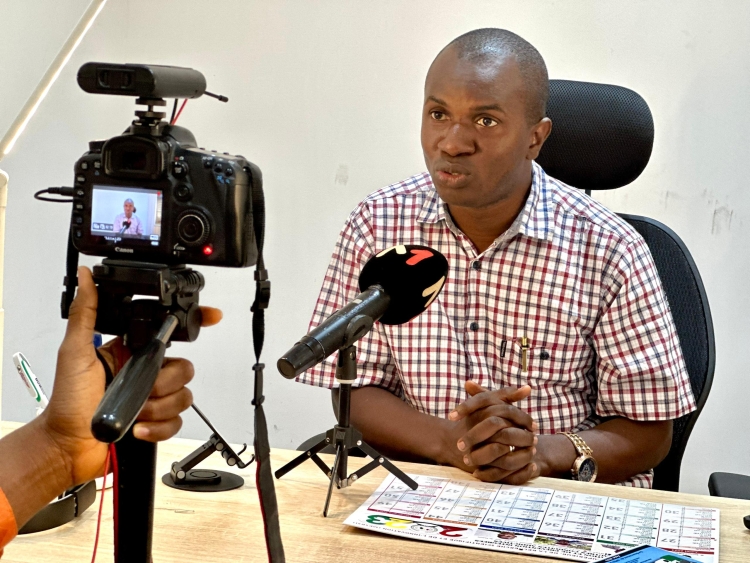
[577,458,597,482]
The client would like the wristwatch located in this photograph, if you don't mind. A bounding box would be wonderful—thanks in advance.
[562,432,598,483]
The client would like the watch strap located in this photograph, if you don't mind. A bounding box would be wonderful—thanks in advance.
[19,480,96,534]
[562,432,594,457]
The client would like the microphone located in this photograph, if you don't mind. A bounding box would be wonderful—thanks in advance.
[119,220,131,235]
[277,245,448,379]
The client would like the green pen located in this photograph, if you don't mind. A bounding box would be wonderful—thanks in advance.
[13,352,49,413]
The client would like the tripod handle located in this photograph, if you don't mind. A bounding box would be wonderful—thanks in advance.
[91,316,178,443]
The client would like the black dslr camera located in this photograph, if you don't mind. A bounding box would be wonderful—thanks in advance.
[50,62,268,438]
[55,62,267,346]
[72,62,260,267]
[43,63,276,563]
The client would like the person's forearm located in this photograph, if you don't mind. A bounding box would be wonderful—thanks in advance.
[0,418,73,528]
[343,386,465,468]
[536,418,672,484]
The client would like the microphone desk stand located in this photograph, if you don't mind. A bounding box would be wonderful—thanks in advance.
[275,344,418,516]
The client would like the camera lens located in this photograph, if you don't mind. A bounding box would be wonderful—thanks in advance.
[177,211,210,245]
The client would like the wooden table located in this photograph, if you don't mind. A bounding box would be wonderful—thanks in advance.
[2,421,749,562]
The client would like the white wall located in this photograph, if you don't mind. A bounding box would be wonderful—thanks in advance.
[1,0,748,495]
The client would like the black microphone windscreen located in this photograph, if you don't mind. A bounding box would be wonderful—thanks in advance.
[358,245,448,325]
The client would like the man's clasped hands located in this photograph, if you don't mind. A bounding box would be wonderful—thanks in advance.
[448,381,543,485]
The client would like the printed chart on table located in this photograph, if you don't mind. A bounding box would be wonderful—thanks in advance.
[344,474,719,562]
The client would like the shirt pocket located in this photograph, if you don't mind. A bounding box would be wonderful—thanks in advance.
[497,338,593,394]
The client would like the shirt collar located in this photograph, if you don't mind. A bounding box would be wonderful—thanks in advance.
[416,179,443,224]
[518,161,554,242]
[417,162,554,243]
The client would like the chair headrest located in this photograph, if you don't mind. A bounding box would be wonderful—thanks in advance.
[536,79,654,190]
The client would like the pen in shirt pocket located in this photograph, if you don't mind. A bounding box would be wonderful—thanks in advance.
[500,336,530,372]
[520,336,529,372]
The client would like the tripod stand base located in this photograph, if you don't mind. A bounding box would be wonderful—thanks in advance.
[275,425,418,516]
[162,470,244,492]
[278,345,418,516]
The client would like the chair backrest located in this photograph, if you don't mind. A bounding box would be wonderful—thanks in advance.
[618,215,715,492]
[536,80,715,492]
[537,80,654,191]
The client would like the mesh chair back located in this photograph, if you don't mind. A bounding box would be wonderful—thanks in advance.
[620,215,715,492]
[537,79,714,491]
[536,80,654,191]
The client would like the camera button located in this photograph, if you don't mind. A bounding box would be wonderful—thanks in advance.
[225,167,234,177]
[93,160,101,169]
[80,162,89,170]
[203,158,214,169]
[175,184,193,202]
[76,175,86,184]
[177,211,210,245]
[76,189,85,197]
[173,161,189,178]
[213,163,223,173]
[74,229,83,239]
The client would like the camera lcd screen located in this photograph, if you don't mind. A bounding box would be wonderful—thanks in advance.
[90,185,163,245]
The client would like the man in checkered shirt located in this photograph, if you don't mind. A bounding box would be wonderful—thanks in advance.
[297,29,695,487]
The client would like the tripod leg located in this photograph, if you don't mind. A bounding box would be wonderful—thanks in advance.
[323,445,342,518]
[275,435,330,479]
[356,441,418,490]
[310,453,333,477]
[115,430,157,563]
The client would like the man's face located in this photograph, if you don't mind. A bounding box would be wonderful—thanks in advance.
[421,48,540,209]
[123,202,134,217]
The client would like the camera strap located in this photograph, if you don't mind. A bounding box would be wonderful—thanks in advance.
[248,168,285,563]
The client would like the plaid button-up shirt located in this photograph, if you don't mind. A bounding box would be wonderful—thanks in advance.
[297,162,696,487]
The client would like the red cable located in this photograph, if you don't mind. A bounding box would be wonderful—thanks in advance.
[90,448,111,563]
[110,444,119,556]
[171,99,188,125]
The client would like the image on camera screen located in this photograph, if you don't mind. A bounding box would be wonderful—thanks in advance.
[90,185,163,244]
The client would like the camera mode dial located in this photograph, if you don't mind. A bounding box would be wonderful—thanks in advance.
[177,210,211,246]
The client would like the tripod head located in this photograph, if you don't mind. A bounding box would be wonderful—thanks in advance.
[92,259,204,349]
[63,258,205,443]
[93,260,203,442]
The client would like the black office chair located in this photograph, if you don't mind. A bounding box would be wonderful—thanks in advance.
[537,80,716,492]
[708,473,750,500]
